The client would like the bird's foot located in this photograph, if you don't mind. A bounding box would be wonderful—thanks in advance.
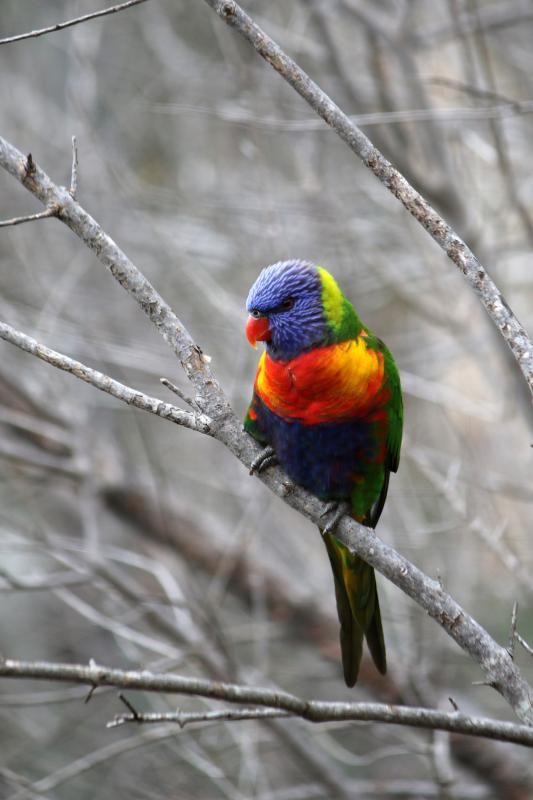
[320,501,351,535]
[250,445,278,475]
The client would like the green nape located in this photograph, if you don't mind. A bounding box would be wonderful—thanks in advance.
[317,266,363,343]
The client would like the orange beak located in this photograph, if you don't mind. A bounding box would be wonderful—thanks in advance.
[246,315,271,348]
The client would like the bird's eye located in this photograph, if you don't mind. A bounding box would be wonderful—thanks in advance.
[279,297,294,312]
[250,309,262,319]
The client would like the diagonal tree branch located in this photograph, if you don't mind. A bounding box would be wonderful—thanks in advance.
[0,134,532,724]
[0,0,151,46]
[2,658,533,748]
[0,321,212,435]
[201,0,533,400]
[0,137,232,427]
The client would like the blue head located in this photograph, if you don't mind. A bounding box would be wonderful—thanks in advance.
[246,260,331,360]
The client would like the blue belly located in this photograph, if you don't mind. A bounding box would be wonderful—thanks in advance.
[254,400,382,500]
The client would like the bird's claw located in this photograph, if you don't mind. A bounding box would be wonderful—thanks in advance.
[320,501,351,535]
[250,445,278,475]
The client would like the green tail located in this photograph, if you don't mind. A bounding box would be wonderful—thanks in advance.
[322,532,386,687]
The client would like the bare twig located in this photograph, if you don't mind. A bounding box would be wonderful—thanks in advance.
[430,730,455,799]
[1,138,533,724]
[0,137,232,426]
[0,566,90,592]
[118,693,140,720]
[69,136,78,199]
[0,321,212,435]
[0,206,58,228]
[508,602,533,658]
[2,659,533,747]
[146,97,533,129]
[108,704,290,728]
[160,377,201,411]
[0,0,151,46]
[516,634,533,658]
[508,601,519,659]
[201,0,533,398]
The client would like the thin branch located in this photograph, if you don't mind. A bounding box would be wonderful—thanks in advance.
[0,206,58,228]
[1,140,533,724]
[0,321,212,435]
[201,0,533,398]
[0,566,90,592]
[508,602,533,658]
[145,98,533,129]
[69,136,78,199]
[160,377,201,411]
[0,0,151,46]
[117,692,140,720]
[108,703,290,728]
[2,658,533,748]
[516,633,533,658]
[0,139,233,426]
[508,601,519,659]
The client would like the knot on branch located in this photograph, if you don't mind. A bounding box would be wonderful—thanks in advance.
[221,1,236,18]
[437,611,463,631]
[24,152,35,177]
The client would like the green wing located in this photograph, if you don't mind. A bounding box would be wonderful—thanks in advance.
[383,343,403,475]
[326,334,401,684]
[244,393,268,444]
[362,337,403,528]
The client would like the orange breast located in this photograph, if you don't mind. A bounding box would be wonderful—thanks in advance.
[254,339,386,425]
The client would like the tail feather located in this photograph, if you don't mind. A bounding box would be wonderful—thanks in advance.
[364,569,387,675]
[322,532,386,685]
[327,539,363,687]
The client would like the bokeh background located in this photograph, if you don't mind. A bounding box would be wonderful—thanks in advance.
[1,1,533,798]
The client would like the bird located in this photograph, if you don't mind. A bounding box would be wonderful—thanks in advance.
[244,259,403,686]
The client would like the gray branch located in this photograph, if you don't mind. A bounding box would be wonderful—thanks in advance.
[108,703,290,729]
[1,135,533,725]
[1,658,533,748]
[69,135,78,199]
[0,206,58,228]
[0,0,151,46]
[0,321,212,435]
[201,0,533,399]
[0,137,232,426]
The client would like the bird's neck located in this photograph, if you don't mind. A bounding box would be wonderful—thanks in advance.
[266,297,364,362]
[331,298,364,343]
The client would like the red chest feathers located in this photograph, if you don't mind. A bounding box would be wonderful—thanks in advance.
[254,339,387,425]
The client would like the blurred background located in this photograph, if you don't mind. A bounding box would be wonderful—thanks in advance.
[1,1,533,797]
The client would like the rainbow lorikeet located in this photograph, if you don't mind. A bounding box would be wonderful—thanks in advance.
[244,260,402,686]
